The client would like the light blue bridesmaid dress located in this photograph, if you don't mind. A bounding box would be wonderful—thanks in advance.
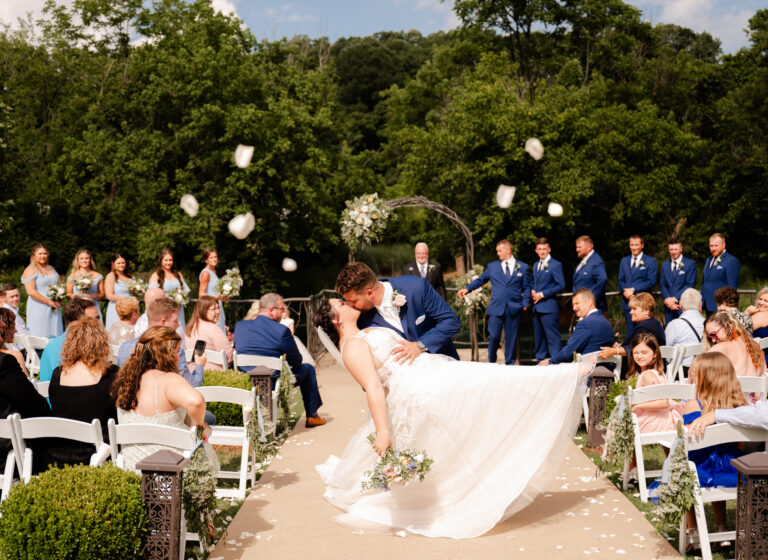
[149,276,189,326]
[69,273,104,321]
[22,269,64,338]
[200,268,226,331]
[105,278,131,330]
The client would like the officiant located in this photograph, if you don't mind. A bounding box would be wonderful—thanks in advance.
[401,242,447,300]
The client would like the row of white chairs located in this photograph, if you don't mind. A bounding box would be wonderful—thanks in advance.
[13,333,49,377]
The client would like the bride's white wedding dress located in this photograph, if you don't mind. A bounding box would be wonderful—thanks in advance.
[316,327,587,539]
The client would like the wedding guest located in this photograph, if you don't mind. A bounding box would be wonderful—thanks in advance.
[539,289,613,366]
[714,286,752,335]
[244,301,260,320]
[665,288,704,375]
[39,298,100,383]
[660,238,697,324]
[701,233,739,315]
[598,293,665,367]
[572,235,607,312]
[198,248,226,331]
[66,250,105,321]
[234,293,325,427]
[702,311,764,380]
[402,242,447,300]
[1,283,29,336]
[745,286,768,317]
[618,235,657,337]
[104,253,133,330]
[108,297,139,348]
[0,308,28,376]
[748,287,768,366]
[112,326,207,472]
[629,333,683,433]
[458,239,531,364]
[21,244,63,338]
[185,295,232,370]
[148,248,189,327]
[133,287,167,339]
[530,237,565,363]
[44,317,117,469]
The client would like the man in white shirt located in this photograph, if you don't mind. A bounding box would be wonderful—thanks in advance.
[664,288,705,373]
[1,283,30,336]
[691,401,768,438]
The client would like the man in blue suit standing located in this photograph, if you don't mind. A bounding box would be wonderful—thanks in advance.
[530,237,565,363]
[233,293,325,427]
[458,239,531,365]
[336,262,460,363]
[660,238,697,324]
[618,235,657,337]
[538,289,614,365]
[573,235,608,313]
[701,233,740,316]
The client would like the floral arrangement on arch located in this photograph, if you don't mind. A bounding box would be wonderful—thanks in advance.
[340,193,390,250]
[448,265,491,317]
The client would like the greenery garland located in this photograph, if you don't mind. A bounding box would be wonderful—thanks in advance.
[277,355,296,430]
[603,377,637,422]
[182,426,218,551]
[246,386,277,464]
[600,393,634,466]
[653,422,700,526]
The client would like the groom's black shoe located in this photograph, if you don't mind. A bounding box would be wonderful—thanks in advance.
[306,416,327,428]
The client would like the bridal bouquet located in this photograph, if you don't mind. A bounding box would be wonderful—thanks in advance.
[167,287,189,307]
[72,275,92,291]
[216,267,243,298]
[361,433,433,492]
[340,193,390,251]
[126,277,148,298]
[46,283,67,308]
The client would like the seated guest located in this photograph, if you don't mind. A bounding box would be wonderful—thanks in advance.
[132,287,167,339]
[45,317,118,469]
[0,308,28,376]
[745,286,768,317]
[185,295,233,370]
[112,326,207,472]
[599,292,665,364]
[748,287,768,366]
[108,296,139,348]
[1,282,30,336]
[234,293,325,427]
[702,311,765,381]
[39,297,100,383]
[665,288,705,375]
[538,289,613,366]
[714,286,752,335]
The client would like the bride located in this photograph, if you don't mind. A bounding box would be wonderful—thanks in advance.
[312,299,593,539]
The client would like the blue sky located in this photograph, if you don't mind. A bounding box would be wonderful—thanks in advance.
[1,0,763,53]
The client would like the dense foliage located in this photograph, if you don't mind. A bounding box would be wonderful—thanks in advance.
[2,0,767,296]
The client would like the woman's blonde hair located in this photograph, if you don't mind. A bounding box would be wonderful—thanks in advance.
[29,243,49,275]
[60,316,110,372]
[690,352,748,413]
[704,310,764,370]
[244,301,260,320]
[70,249,96,276]
[628,292,657,318]
[186,295,218,336]
[112,326,180,410]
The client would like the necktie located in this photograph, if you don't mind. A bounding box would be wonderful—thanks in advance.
[673,261,678,272]
[632,258,637,269]
[420,265,426,278]
[539,261,544,271]
[505,262,510,276]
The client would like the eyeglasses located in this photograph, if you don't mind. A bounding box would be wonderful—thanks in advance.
[706,325,725,342]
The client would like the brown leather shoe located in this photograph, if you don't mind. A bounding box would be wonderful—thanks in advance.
[305,416,327,428]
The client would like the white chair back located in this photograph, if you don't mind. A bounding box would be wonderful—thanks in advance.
[205,349,229,369]
[737,375,768,400]
[232,351,282,372]
[107,419,199,470]
[660,345,684,382]
[33,380,50,398]
[316,326,345,369]
[628,382,695,405]
[0,414,22,501]
[758,337,768,351]
[21,335,49,377]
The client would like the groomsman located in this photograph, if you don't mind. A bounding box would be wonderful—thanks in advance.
[572,235,607,312]
[618,235,657,337]
[660,238,697,324]
[701,233,740,315]
[531,238,565,362]
[401,242,447,300]
[458,239,531,364]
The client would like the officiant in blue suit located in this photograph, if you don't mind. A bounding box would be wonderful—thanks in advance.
[530,238,565,363]
[618,235,657,337]
[458,239,532,365]
[335,262,460,363]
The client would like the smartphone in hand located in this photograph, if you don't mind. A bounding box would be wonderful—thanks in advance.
[193,339,207,359]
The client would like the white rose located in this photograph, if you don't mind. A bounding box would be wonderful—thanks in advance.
[360,205,369,213]
[414,453,425,463]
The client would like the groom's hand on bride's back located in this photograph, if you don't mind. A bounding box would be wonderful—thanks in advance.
[392,340,422,365]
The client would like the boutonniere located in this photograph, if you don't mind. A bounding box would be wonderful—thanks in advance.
[678,261,684,269]
[392,290,406,307]
[514,262,521,271]
[428,264,436,272]
[714,256,722,266]
[542,262,549,270]
[638,260,645,267]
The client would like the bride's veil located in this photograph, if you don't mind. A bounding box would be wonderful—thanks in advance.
[316,326,346,369]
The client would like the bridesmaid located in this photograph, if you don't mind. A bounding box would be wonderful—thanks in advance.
[66,250,105,321]
[148,248,189,326]
[104,253,133,330]
[21,244,64,338]
[198,248,226,331]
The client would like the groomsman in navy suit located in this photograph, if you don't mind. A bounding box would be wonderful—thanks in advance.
[458,239,531,364]
[572,235,607,312]
[660,238,697,324]
[701,233,740,315]
[530,237,565,363]
[336,262,460,362]
[618,235,657,337]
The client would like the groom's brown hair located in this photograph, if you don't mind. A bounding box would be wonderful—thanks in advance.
[335,262,377,295]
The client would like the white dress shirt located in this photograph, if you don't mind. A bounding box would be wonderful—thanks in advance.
[716,401,768,430]
[576,250,595,271]
[501,258,516,276]
[3,303,29,335]
[664,309,705,366]
[537,255,551,272]
[377,282,404,333]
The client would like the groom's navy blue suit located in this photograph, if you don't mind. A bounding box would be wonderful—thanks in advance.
[357,276,460,360]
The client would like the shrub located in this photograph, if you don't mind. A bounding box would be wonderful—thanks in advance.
[0,464,146,559]
[202,368,253,427]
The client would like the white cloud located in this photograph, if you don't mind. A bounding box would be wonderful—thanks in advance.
[391,0,459,31]
[211,0,240,18]
[0,0,72,29]
[266,3,317,24]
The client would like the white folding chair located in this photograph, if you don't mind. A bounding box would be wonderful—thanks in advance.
[660,345,683,382]
[680,423,768,560]
[13,333,27,353]
[33,380,49,398]
[316,326,345,369]
[758,337,768,351]
[575,352,621,426]
[622,383,696,501]
[185,348,230,369]
[12,416,111,482]
[196,386,257,499]
[677,342,707,383]
[21,335,49,378]
[0,414,22,502]
[232,351,282,421]
[737,375,768,401]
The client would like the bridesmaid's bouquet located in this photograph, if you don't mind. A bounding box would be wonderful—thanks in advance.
[216,267,243,298]
[361,433,433,492]
[72,275,92,291]
[167,287,189,307]
[46,283,67,310]
[127,278,148,298]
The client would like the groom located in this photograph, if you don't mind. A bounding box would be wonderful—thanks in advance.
[335,262,460,363]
